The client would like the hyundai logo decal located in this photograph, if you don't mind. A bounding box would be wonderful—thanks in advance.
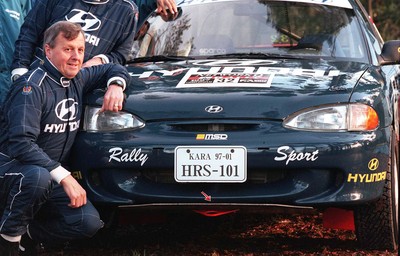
[205,105,223,113]
[55,98,79,121]
[66,10,101,31]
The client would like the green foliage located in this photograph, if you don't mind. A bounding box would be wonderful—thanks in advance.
[359,0,400,41]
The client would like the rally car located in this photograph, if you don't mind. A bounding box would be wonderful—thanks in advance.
[69,0,399,250]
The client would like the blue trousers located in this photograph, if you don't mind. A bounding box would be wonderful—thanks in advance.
[0,153,103,245]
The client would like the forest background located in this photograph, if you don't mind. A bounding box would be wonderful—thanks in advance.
[360,0,400,41]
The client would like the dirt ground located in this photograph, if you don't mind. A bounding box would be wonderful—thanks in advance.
[38,212,398,256]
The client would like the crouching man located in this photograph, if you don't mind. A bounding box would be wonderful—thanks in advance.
[0,20,130,256]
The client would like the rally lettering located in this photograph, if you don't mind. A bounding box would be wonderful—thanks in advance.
[108,147,148,166]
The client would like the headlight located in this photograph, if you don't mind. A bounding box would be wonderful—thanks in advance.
[283,104,379,131]
[83,106,145,132]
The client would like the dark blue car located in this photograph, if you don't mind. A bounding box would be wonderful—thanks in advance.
[70,0,399,251]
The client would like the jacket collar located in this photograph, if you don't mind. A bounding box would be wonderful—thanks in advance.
[43,57,71,87]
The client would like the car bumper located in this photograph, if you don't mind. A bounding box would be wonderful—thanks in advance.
[69,122,390,208]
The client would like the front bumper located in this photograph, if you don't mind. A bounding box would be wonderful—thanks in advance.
[69,121,390,208]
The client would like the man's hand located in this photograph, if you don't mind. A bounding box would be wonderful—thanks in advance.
[101,85,124,112]
[156,0,177,16]
[82,57,104,68]
[60,175,87,208]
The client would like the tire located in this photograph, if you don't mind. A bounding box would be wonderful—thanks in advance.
[354,129,399,251]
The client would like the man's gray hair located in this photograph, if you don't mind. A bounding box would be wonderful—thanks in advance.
[43,21,84,49]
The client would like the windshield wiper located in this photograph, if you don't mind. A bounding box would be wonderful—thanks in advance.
[131,55,194,63]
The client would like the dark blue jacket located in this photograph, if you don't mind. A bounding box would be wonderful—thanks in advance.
[0,58,130,172]
[12,0,138,71]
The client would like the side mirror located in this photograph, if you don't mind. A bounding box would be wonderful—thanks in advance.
[380,40,400,65]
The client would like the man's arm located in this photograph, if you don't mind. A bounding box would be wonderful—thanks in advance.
[11,0,53,79]
[80,63,130,111]
[86,2,138,66]
[101,81,126,112]
[6,80,60,172]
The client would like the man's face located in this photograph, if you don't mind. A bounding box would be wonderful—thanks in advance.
[45,32,85,79]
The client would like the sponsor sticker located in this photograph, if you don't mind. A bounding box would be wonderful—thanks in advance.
[274,146,319,165]
[196,134,228,140]
[368,158,379,171]
[347,171,386,183]
[177,68,274,88]
[347,158,386,183]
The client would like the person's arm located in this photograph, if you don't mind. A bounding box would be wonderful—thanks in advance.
[6,79,85,209]
[6,80,61,173]
[81,56,106,68]
[80,63,131,110]
[85,4,138,66]
[101,79,126,112]
[11,0,54,79]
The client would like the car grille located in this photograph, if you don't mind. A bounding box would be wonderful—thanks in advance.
[142,168,286,184]
[170,123,260,132]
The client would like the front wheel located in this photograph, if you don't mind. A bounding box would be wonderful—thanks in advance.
[354,129,399,251]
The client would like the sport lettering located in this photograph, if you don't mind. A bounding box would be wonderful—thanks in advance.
[274,146,319,165]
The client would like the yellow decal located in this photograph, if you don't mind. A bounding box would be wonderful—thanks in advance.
[196,134,205,140]
[196,134,228,140]
[347,171,386,183]
[368,158,379,171]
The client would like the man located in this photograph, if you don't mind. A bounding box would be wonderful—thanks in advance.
[0,21,130,256]
[0,0,32,105]
[11,0,138,82]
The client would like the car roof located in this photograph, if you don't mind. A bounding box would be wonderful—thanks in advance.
[178,0,353,9]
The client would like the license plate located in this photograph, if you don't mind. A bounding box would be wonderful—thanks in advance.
[174,146,247,183]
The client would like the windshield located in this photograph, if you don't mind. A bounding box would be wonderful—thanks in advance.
[133,0,367,61]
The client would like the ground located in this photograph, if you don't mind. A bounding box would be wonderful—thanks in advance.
[38,212,398,256]
[39,211,398,256]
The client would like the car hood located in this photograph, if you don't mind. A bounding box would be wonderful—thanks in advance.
[118,59,370,121]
